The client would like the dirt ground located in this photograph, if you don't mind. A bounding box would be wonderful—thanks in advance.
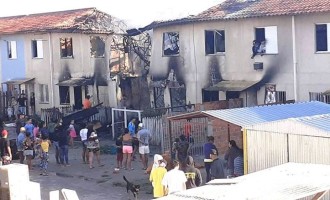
[8,127,207,200]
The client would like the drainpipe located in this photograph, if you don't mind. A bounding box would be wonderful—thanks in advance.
[192,23,198,103]
[48,33,55,107]
[292,16,298,101]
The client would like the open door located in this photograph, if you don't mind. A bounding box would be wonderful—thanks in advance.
[74,86,82,110]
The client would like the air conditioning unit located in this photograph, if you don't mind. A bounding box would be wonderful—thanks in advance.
[254,62,263,70]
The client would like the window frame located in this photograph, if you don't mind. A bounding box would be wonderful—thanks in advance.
[7,41,17,59]
[254,26,278,55]
[39,84,49,103]
[162,32,180,57]
[315,23,330,53]
[59,86,70,105]
[32,40,44,59]
[90,36,105,58]
[205,30,226,55]
[60,37,73,58]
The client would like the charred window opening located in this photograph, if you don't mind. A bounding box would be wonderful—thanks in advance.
[170,88,186,112]
[59,86,70,104]
[276,91,286,103]
[32,40,43,58]
[226,91,239,100]
[252,26,278,58]
[153,87,165,108]
[7,41,17,59]
[316,24,328,52]
[39,84,49,103]
[60,38,73,58]
[202,90,219,102]
[163,32,179,56]
[90,36,105,57]
[205,30,225,54]
[309,92,330,103]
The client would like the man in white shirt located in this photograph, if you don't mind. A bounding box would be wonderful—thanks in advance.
[162,160,187,195]
[80,123,88,163]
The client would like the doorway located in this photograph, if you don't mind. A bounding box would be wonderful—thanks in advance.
[74,86,83,110]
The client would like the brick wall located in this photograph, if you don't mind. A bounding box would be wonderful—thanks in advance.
[194,98,243,111]
[210,117,243,156]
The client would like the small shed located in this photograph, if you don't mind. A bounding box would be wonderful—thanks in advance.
[158,162,330,200]
[167,101,330,172]
[243,114,330,174]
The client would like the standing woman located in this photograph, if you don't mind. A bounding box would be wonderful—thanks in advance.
[86,124,101,169]
[122,128,133,170]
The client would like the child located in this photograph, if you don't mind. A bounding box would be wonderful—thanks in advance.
[39,134,51,176]
[150,159,167,198]
[115,134,123,169]
[68,120,77,146]
[23,132,34,170]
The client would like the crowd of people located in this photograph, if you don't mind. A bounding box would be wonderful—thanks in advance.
[0,113,245,198]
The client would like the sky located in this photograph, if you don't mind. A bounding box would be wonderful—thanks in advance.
[0,0,222,28]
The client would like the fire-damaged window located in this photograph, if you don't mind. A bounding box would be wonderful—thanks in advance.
[205,30,225,54]
[316,24,329,52]
[7,41,17,59]
[309,92,330,103]
[202,90,219,102]
[90,36,105,57]
[254,26,278,54]
[163,32,179,56]
[39,84,49,103]
[60,38,73,58]
[32,40,43,58]
[276,91,286,103]
[59,86,70,104]
[170,88,186,112]
[153,87,165,108]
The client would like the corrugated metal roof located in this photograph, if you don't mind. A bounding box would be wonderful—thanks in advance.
[202,101,330,127]
[293,114,330,132]
[159,162,330,200]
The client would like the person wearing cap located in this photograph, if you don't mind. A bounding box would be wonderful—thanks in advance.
[17,127,26,164]
[210,149,226,179]
[203,136,218,182]
[137,123,152,170]
[0,125,12,165]
[149,154,167,198]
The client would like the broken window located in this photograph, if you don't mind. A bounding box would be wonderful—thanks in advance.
[226,91,240,100]
[205,30,225,54]
[60,38,73,58]
[254,26,278,54]
[202,90,219,102]
[32,40,44,58]
[154,87,165,108]
[163,32,179,56]
[316,24,328,52]
[170,88,186,112]
[59,86,70,104]
[7,41,17,59]
[276,91,286,103]
[39,84,49,103]
[90,36,105,57]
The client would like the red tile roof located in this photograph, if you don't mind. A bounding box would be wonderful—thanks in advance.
[145,0,330,29]
[0,8,114,34]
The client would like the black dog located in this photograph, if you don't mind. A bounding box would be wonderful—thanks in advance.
[123,176,140,199]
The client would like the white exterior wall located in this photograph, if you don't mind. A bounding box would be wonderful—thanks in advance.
[150,12,330,107]
[24,32,112,112]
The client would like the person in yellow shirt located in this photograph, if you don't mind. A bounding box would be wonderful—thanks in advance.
[149,156,167,198]
[39,134,51,176]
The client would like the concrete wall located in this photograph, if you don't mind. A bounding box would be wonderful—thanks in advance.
[0,35,26,88]
[150,13,330,106]
[23,32,112,112]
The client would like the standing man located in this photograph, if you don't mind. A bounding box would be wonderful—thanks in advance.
[128,118,138,160]
[184,156,202,189]
[210,149,226,179]
[203,136,217,183]
[16,127,26,164]
[162,160,187,195]
[137,123,152,170]
[176,135,190,169]
[30,92,35,115]
[15,114,25,135]
[17,93,27,115]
